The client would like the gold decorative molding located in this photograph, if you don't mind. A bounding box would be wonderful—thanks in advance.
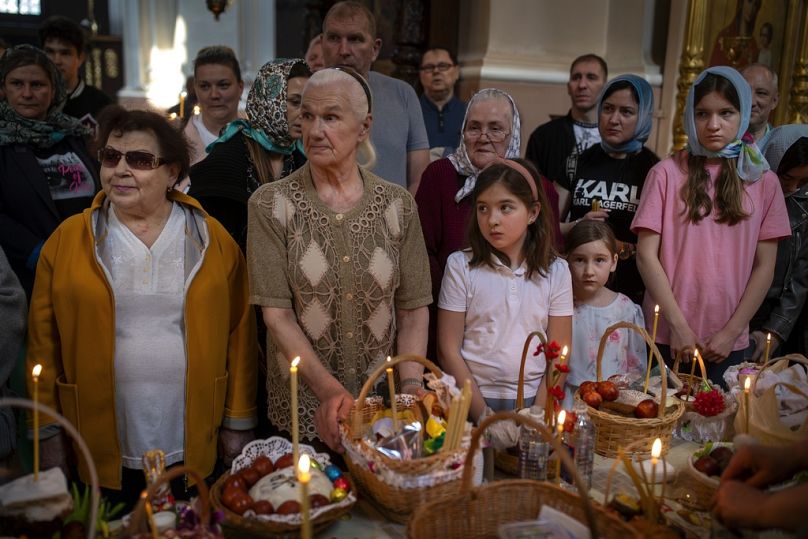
[788,1,808,123]
[672,0,708,151]
[776,0,803,125]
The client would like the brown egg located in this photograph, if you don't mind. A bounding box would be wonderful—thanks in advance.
[240,466,261,487]
[252,500,275,515]
[275,500,302,515]
[579,381,597,396]
[225,491,253,515]
[223,474,247,493]
[310,494,330,508]
[582,390,603,409]
[252,455,274,477]
[596,381,619,402]
[634,399,659,419]
[274,452,295,470]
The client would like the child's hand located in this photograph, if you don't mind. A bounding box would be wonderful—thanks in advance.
[702,328,737,363]
[581,209,610,222]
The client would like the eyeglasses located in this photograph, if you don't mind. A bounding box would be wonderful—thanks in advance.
[98,147,167,170]
[419,62,455,73]
[464,126,510,143]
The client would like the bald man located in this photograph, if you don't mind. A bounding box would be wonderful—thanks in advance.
[742,63,779,146]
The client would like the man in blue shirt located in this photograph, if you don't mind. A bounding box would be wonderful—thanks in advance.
[418,48,466,158]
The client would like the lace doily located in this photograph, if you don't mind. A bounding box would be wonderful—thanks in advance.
[230,436,357,525]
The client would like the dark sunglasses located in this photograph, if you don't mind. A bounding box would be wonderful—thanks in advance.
[98,147,167,170]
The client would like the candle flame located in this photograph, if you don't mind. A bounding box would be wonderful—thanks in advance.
[291,356,300,369]
[32,364,42,378]
[766,332,771,344]
[651,438,662,459]
[557,410,566,428]
[386,356,392,363]
[654,304,659,314]
[744,376,751,391]
[169,112,177,120]
[193,104,201,115]
[180,91,187,98]
[561,345,568,358]
[298,453,310,474]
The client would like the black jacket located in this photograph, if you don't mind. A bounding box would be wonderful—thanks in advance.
[751,186,808,354]
[0,137,99,296]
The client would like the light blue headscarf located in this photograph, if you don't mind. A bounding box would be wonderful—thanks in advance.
[684,66,768,182]
[598,74,654,154]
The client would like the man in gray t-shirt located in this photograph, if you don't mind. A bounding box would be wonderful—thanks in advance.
[322,1,429,194]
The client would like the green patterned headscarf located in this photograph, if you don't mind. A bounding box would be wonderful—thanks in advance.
[207,58,307,155]
[0,44,91,148]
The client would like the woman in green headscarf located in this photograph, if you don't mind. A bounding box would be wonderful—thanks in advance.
[188,58,311,251]
[0,44,98,296]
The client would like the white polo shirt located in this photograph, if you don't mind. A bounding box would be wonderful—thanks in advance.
[438,250,573,400]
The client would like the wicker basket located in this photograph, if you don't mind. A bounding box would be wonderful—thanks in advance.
[339,354,468,524]
[0,397,101,539]
[680,442,733,510]
[574,322,685,459]
[494,330,548,476]
[209,438,356,538]
[671,351,710,410]
[125,465,220,538]
[407,411,640,539]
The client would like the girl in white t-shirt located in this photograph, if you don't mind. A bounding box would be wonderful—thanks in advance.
[438,158,573,422]
[563,220,646,406]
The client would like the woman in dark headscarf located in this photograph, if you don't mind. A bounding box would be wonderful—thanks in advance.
[188,58,311,250]
[0,44,98,296]
[559,74,659,304]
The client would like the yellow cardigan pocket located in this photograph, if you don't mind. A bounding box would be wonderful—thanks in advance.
[211,372,229,440]
[55,376,80,433]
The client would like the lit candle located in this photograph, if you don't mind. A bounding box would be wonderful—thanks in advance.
[169,112,177,121]
[743,376,751,434]
[32,364,42,481]
[689,349,699,380]
[386,356,398,432]
[559,345,568,364]
[193,104,201,116]
[297,454,312,539]
[142,491,159,539]
[556,410,566,484]
[763,332,772,364]
[179,91,186,119]
[643,305,660,393]
[650,438,662,499]
[290,356,300,467]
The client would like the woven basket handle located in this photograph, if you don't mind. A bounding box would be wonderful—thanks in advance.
[127,465,212,536]
[0,397,99,539]
[596,322,666,418]
[462,411,600,536]
[354,354,443,405]
[671,350,709,385]
[516,331,548,410]
[753,353,808,393]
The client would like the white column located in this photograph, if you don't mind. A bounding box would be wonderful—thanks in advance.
[117,0,146,100]
[238,0,276,85]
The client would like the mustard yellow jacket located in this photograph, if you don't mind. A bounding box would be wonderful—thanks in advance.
[27,191,257,488]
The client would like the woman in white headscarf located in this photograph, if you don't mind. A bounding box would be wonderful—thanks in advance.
[415,88,561,360]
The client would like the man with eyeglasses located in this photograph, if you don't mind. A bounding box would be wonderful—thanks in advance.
[322,1,429,195]
[418,48,466,158]
[526,54,607,193]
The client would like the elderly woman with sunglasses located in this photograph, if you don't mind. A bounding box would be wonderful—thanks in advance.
[0,45,99,297]
[27,106,257,501]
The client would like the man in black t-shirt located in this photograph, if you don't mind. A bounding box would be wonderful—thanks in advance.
[39,16,114,134]
[525,54,607,200]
